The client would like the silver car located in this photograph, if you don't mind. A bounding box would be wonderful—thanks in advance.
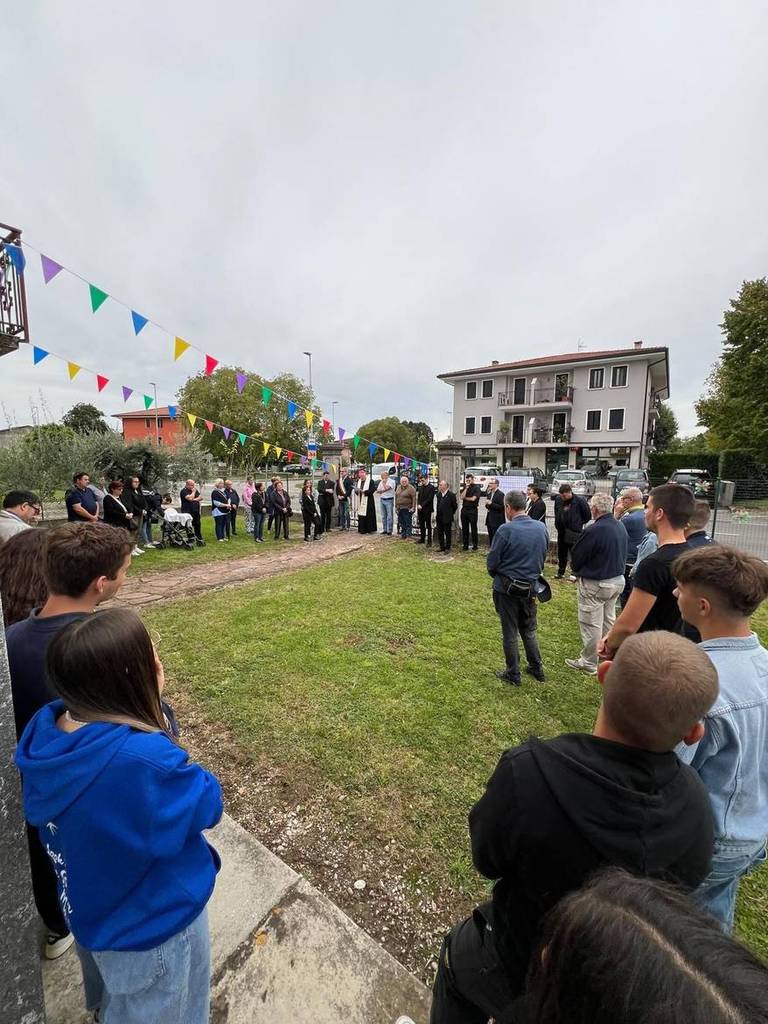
[549,469,596,499]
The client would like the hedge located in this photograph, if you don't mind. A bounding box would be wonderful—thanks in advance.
[648,452,720,479]
[717,449,768,481]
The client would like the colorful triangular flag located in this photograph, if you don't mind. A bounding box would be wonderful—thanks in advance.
[67,361,81,380]
[287,401,298,421]
[122,386,133,402]
[262,386,273,406]
[322,419,331,435]
[368,442,377,458]
[274,447,282,459]
[236,373,248,394]
[204,420,214,433]
[40,254,62,284]
[263,441,270,456]
[383,448,390,461]
[131,311,148,335]
[174,337,190,360]
[205,355,218,376]
[96,375,109,392]
[89,284,108,313]
[4,244,25,275]
[286,451,294,462]
[143,395,154,410]
[187,413,197,428]
[32,346,49,365]
[305,410,314,428]
[222,427,231,440]
[393,452,401,463]
[338,428,346,441]
[238,433,247,446]
[311,458,318,469]
[168,405,177,418]
[353,435,361,449]
[331,463,337,474]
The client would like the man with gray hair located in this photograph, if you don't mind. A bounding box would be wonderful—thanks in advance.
[487,490,549,685]
[566,491,628,674]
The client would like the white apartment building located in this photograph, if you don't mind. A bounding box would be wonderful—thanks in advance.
[438,343,669,476]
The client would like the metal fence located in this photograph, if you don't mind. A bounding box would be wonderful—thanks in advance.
[710,479,768,560]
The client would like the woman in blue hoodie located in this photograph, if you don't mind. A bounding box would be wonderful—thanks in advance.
[16,608,223,1024]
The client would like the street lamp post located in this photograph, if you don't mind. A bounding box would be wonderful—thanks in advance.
[446,410,453,439]
[303,351,313,395]
[150,382,160,445]
[331,401,338,434]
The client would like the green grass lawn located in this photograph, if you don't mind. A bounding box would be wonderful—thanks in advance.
[144,543,768,959]
[130,513,260,573]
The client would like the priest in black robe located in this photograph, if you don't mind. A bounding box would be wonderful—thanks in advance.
[355,469,378,534]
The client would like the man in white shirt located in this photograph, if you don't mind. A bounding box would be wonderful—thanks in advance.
[0,490,41,545]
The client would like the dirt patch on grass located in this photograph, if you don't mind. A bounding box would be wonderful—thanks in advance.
[168,684,471,983]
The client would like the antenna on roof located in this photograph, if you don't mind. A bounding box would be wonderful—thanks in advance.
[577,338,585,351]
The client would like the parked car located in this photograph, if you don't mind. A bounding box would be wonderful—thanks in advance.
[612,468,651,499]
[517,466,548,486]
[285,464,311,475]
[549,469,597,499]
[668,468,714,501]
[461,465,501,489]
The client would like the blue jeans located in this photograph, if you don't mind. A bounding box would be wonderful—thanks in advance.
[398,508,413,537]
[338,501,350,530]
[213,513,228,541]
[695,840,767,932]
[77,908,210,1024]
[381,499,394,534]
[253,511,265,541]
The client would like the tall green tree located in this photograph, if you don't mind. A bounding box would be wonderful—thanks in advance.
[652,403,679,451]
[696,278,768,462]
[355,417,419,460]
[176,367,321,464]
[401,420,435,462]
[62,402,111,434]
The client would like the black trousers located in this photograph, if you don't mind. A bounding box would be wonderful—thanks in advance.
[431,906,517,1024]
[436,520,452,551]
[461,509,478,549]
[418,509,433,544]
[229,507,238,534]
[556,535,573,575]
[493,590,543,680]
[273,511,289,538]
[319,497,333,533]
[26,822,68,936]
[303,512,318,540]
[487,520,503,547]
[190,512,203,542]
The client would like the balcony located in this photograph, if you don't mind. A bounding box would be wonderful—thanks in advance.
[497,385,574,408]
[496,425,573,446]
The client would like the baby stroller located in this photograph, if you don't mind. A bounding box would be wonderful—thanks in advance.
[158,513,196,550]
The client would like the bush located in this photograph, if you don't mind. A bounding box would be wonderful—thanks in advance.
[717,449,768,481]
[648,452,720,479]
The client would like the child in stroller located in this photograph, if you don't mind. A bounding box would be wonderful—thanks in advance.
[157,495,196,550]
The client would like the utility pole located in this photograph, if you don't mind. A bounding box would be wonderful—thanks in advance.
[446,410,453,438]
[303,351,313,395]
[149,382,160,445]
[331,401,338,434]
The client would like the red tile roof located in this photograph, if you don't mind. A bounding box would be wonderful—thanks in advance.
[112,406,174,419]
[437,346,668,380]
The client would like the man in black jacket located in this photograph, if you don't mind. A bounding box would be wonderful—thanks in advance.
[430,630,718,1024]
[123,476,148,551]
[483,478,505,547]
[415,475,436,546]
[565,491,628,675]
[460,474,482,551]
[435,480,458,553]
[525,484,547,524]
[553,483,591,578]
[317,471,335,533]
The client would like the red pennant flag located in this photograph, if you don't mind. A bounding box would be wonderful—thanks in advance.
[204,419,214,433]
[96,375,109,392]
[286,451,294,462]
[393,452,401,463]
[322,419,331,435]
[205,355,218,376]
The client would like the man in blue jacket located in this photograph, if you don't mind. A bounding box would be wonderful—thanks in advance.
[566,491,628,675]
[487,491,550,685]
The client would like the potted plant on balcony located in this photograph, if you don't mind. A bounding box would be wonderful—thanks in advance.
[497,420,510,443]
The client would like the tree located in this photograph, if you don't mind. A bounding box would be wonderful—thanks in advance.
[354,417,419,461]
[696,278,768,462]
[62,403,111,434]
[176,367,321,464]
[652,403,679,451]
[401,420,435,462]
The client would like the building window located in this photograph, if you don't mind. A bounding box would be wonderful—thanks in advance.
[588,368,604,389]
[611,365,628,388]
[144,417,151,428]
[465,381,477,400]
[513,377,527,404]
[157,417,164,429]
[586,409,602,431]
[511,415,525,443]
[465,416,476,434]
[608,408,625,430]
[480,416,492,434]
[481,379,493,399]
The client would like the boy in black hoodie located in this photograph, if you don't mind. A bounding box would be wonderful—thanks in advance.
[430,630,718,1024]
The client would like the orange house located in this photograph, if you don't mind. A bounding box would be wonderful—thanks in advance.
[113,407,185,448]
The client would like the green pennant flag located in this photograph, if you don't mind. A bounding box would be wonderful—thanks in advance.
[311,458,318,469]
[238,433,247,445]
[89,284,109,313]
[143,394,153,410]
[353,435,361,449]
[262,387,273,406]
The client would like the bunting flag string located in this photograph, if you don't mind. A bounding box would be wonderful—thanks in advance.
[16,237,437,473]
[122,386,133,402]
[67,361,81,380]
[96,375,109,392]
[143,394,154,410]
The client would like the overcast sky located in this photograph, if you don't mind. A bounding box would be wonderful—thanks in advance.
[2,1,766,441]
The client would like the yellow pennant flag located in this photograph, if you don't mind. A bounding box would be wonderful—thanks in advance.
[274,447,282,459]
[187,413,197,428]
[174,337,191,361]
[67,361,81,380]
[331,463,337,473]
[383,448,390,461]
[263,441,270,456]
[305,410,314,428]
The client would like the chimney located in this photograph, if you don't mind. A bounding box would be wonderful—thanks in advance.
[491,360,499,365]
[633,340,643,350]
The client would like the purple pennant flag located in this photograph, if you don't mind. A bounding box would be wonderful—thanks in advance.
[222,426,231,440]
[404,457,411,469]
[41,254,63,284]
[300,455,307,466]
[338,427,345,441]
[122,386,133,402]
[236,373,247,394]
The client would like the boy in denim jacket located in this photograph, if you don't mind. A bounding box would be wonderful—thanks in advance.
[673,544,768,931]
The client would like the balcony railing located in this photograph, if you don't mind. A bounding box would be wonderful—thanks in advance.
[497,386,574,407]
[497,425,573,445]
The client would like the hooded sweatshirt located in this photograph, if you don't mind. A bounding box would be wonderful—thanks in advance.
[469,733,714,993]
[15,700,223,952]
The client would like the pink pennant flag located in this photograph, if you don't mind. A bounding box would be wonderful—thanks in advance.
[40,254,63,284]
[122,386,133,402]
[205,355,218,376]
[204,419,214,433]
[235,373,247,394]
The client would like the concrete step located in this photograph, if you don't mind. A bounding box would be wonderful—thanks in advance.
[43,814,431,1023]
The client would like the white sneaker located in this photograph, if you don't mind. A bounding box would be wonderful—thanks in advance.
[132,547,144,556]
[45,930,74,959]
[394,1018,415,1024]
[565,658,597,675]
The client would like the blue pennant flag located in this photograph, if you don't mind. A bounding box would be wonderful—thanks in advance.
[287,401,297,421]
[4,243,26,275]
[368,442,377,458]
[32,346,50,365]
[168,405,177,419]
[131,310,148,335]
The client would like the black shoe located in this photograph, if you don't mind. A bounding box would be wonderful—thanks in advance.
[525,665,547,683]
[555,573,565,579]
[462,546,469,551]
[495,669,521,686]
[471,546,478,551]
[415,539,424,544]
